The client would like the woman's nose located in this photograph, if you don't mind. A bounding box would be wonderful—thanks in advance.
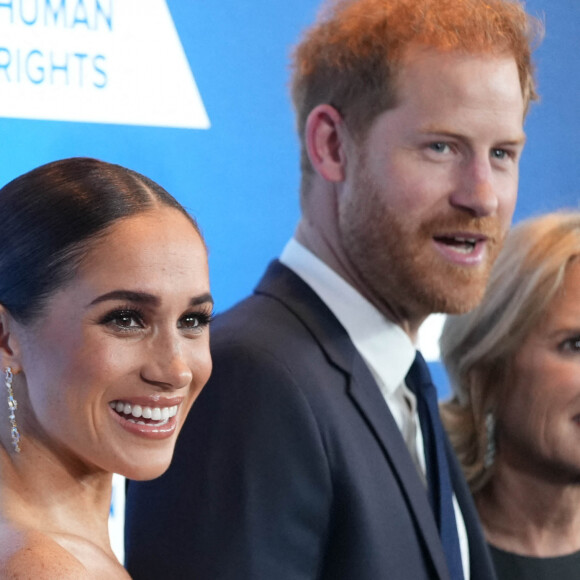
[140,334,193,390]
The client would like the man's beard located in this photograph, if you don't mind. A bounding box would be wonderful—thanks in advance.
[338,169,506,321]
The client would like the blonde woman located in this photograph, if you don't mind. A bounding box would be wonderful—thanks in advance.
[441,211,580,579]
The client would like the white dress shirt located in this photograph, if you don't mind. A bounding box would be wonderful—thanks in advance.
[280,238,470,578]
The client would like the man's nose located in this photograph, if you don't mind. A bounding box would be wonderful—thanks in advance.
[450,157,499,217]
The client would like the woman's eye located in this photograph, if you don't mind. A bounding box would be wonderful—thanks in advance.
[115,314,142,328]
[178,312,213,333]
[560,337,580,353]
[181,315,200,329]
[100,309,145,331]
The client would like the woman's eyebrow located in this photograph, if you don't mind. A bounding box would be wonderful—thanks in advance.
[190,292,214,307]
[88,290,214,308]
[89,290,159,307]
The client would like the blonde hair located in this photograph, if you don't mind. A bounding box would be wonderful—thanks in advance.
[440,212,580,492]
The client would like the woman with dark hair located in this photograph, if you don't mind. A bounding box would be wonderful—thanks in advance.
[0,157,213,577]
[441,212,580,579]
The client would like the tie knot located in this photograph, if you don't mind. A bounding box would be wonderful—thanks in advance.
[405,351,432,394]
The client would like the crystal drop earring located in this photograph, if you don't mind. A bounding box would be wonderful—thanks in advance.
[5,367,21,453]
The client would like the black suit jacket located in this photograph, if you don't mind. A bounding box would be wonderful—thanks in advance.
[125,261,495,580]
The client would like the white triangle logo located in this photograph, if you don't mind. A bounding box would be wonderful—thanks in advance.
[0,0,210,129]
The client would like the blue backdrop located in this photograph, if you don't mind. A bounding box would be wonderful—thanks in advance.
[0,0,577,562]
[0,0,577,319]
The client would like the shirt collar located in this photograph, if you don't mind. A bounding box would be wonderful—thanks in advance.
[280,238,416,395]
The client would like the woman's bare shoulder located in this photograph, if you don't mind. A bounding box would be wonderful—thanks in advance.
[0,526,89,579]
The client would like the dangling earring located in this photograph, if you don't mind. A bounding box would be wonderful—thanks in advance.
[483,411,495,469]
[5,367,20,453]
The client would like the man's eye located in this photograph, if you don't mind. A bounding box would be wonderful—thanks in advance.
[491,149,509,159]
[429,142,450,154]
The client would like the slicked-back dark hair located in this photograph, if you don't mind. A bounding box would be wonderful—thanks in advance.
[0,157,202,324]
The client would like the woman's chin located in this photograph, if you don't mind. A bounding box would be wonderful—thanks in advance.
[119,456,174,482]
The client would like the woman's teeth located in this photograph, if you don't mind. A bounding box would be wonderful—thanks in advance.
[109,401,178,425]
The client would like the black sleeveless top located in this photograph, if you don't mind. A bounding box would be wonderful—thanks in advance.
[490,544,580,580]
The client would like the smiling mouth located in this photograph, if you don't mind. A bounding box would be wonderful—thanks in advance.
[109,401,178,426]
[434,236,479,253]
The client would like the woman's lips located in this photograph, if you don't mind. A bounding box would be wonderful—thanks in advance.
[108,398,182,438]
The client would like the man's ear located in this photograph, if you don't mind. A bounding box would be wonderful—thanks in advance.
[0,305,22,373]
[304,104,349,183]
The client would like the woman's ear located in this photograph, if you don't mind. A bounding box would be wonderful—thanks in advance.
[304,104,349,183]
[0,305,22,373]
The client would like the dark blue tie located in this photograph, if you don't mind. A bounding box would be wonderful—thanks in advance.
[406,351,464,580]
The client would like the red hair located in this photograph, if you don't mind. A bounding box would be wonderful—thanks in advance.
[291,0,543,176]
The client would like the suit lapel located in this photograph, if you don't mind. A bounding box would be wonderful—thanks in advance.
[446,438,497,580]
[256,261,451,580]
[348,355,451,580]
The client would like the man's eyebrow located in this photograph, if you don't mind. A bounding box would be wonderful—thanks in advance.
[499,134,527,147]
[89,290,214,308]
[420,126,527,146]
